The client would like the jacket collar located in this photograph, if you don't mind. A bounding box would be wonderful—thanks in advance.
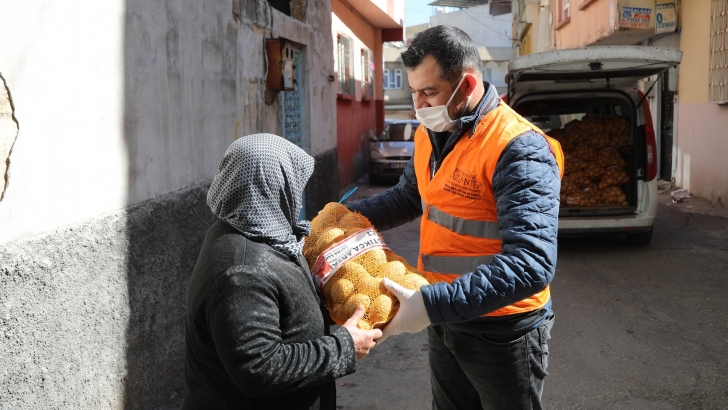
[464,82,500,137]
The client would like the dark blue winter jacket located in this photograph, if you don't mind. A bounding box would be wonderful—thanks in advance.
[347,83,561,333]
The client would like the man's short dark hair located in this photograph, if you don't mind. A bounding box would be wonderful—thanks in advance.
[401,25,482,86]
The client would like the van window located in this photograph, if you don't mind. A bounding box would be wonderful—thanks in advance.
[515,97,631,133]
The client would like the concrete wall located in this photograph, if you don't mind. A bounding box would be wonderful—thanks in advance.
[674,0,728,203]
[238,0,339,214]
[0,0,339,407]
[430,4,512,48]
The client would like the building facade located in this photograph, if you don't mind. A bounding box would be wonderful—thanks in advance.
[383,3,514,120]
[430,3,513,47]
[671,0,728,202]
[332,0,405,188]
[0,0,338,407]
[383,46,413,120]
[511,0,728,203]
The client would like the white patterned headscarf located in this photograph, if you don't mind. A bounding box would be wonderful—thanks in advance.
[207,134,315,257]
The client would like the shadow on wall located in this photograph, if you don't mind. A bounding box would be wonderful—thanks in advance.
[121,2,235,408]
[121,187,214,408]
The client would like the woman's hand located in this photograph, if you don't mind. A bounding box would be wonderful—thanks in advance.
[342,305,383,359]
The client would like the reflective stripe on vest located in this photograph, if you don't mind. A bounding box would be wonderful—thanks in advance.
[421,254,494,273]
[427,204,501,240]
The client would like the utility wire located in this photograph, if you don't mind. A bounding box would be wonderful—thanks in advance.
[457,8,519,42]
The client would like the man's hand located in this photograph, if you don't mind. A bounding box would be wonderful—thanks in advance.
[378,278,432,344]
[342,305,383,359]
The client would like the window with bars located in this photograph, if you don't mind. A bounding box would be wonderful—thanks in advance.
[710,0,728,103]
[337,35,355,95]
[384,69,402,89]
[561,0,570,21]
[361,48,374,98]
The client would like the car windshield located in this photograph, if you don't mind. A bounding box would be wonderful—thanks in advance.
[381,122,418,141]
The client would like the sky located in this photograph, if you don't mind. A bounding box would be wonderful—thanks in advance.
[405,0,447,26]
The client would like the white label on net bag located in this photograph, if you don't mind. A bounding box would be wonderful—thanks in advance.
[312,227,389,290]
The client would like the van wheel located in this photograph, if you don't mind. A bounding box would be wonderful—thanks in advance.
[626,227,653,245]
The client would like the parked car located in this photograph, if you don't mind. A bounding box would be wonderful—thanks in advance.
[369,120,418,185]
[504,46,682,245]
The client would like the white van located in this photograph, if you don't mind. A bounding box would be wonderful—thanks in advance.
[504,47,682,245]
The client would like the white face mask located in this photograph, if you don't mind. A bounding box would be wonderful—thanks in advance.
[415,75,473,133]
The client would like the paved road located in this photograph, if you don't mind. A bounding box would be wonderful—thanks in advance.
[335,182,728,409]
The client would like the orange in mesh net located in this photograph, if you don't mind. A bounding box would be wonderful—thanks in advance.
[304,202,430,330]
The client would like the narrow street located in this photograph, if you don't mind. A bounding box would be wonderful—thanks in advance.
[336,181,728,409]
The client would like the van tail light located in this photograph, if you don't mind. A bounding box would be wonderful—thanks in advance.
[639,90,658,182]
[645,123,657,181]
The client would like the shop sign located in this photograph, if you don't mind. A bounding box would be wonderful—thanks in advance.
[620,6,652,29]
[655,3,677,33]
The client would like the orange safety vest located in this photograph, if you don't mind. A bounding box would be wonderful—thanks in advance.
[415,101,564,316]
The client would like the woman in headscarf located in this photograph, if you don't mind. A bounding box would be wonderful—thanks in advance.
[183,134,381,410]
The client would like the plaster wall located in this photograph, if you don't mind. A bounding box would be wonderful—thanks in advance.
[673,103,728,202]
[554,0,659,50]
[0,0,340,407]
[429,4,513,48]
[0,0,339,244]
[673,0,728,202]
[554,0,616,49]
[676,0,709,105]
[0,1,128,244]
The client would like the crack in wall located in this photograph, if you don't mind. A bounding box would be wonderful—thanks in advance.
[0,73,19,202]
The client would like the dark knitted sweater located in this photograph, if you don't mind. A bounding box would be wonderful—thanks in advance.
[182,220,357,410]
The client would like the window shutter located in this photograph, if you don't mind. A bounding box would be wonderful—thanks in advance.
[710,0,728,103]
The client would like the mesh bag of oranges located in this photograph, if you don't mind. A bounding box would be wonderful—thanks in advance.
[303,202,430,330]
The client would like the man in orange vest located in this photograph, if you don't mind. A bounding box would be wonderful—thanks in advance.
[348,25,563,409]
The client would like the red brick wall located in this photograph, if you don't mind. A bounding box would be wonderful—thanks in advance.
[336,98,377,188]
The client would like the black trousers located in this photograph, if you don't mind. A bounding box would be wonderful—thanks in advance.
[428,312,554,410]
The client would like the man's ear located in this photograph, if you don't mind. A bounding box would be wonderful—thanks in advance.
[463,72,478,95]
